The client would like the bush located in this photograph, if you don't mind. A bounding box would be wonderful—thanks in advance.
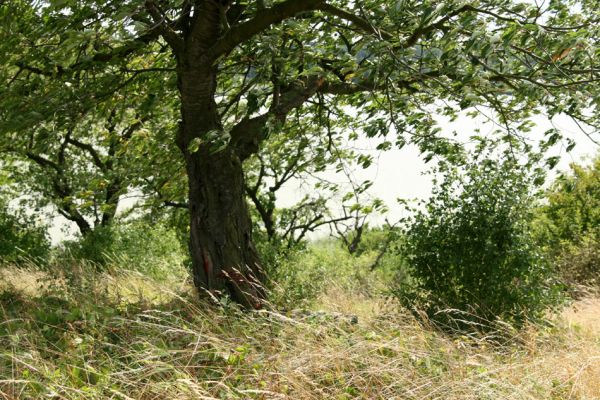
[554,232,600,295]
[253,228,304,277]
[0,199,50,265]
[62,219,188,280]
[62,225,115,265]
[395,152,562,328]
[351,225,405,271]
[535,155,600,291]
[541,156,600,246]
[268,239,386,308]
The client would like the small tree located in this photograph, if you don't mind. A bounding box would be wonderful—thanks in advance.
[396,145,561,328]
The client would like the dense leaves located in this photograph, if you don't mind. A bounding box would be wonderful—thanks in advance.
[396,145,562,327]
[536,155,600,290]
[61,219,188,279]
[0,199,49,265]
[540,156,600,245]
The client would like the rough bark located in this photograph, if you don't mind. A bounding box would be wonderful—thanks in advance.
[185,147,265,308]
[178,67,265,308]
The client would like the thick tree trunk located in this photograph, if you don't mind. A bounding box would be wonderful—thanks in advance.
[167,1,327,307]
[185,148,265,308]
[178,69,265,308]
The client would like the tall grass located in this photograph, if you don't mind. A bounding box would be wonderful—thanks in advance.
[1,256,599,400]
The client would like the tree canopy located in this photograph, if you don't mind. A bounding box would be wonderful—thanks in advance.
[1,0,598,306]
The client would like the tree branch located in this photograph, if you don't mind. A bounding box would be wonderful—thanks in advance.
[245,183,276,239]
[144,0,184,54]
[163,201,189,209]
[402,5,471,49]
[15,30,160,77]
[65,137,106,172]
[207,0,325,59]
[25,152,61,173]
[230,76,326,160]
[317,3,392,40]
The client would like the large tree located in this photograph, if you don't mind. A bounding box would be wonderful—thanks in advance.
[1,0,598,307]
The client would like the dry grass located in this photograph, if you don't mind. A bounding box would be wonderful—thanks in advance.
[563,297,600,336]
[1,267,600,399]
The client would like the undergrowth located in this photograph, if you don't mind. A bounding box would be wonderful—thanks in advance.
[1,257,599,400]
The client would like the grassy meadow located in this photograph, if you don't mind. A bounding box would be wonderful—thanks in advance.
[1,244,599,400]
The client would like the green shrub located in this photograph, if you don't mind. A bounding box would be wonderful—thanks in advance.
[0,199,50,265]
[395,152,562,328]
[62,220,188,280]
[62,224,115,265]
[540,156,600,246]
[253,228,304,277]
[535,155,600,291]
[554,232,600,294]
[350,226,406,272]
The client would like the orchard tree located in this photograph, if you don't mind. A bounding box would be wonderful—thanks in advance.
[1,0,598,307]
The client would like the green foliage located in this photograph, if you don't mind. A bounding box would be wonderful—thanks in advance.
[253,227,303,275]
[535,156,600,290]
[395,149,562,327]
[268,239,388,308]
[353,225,401,255]
[0,199,50,265]
[62,220,188,280]
[0,79,182,237]
[540,156,600,245]
[554,232,600,291]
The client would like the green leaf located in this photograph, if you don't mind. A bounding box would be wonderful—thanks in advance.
[50,0,70,8]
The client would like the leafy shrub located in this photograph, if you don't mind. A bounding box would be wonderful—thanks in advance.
[0,199,50,265]
[554,232,600,295]
[63,225,115,265]
[62,219,188,280]
[253,227,304,277]
[395,152,562,328]
[535,156,600,291]
[540,156,600,246]
[350,225,406,272]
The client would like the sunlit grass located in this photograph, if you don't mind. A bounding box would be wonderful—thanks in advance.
[1,265,599,399]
